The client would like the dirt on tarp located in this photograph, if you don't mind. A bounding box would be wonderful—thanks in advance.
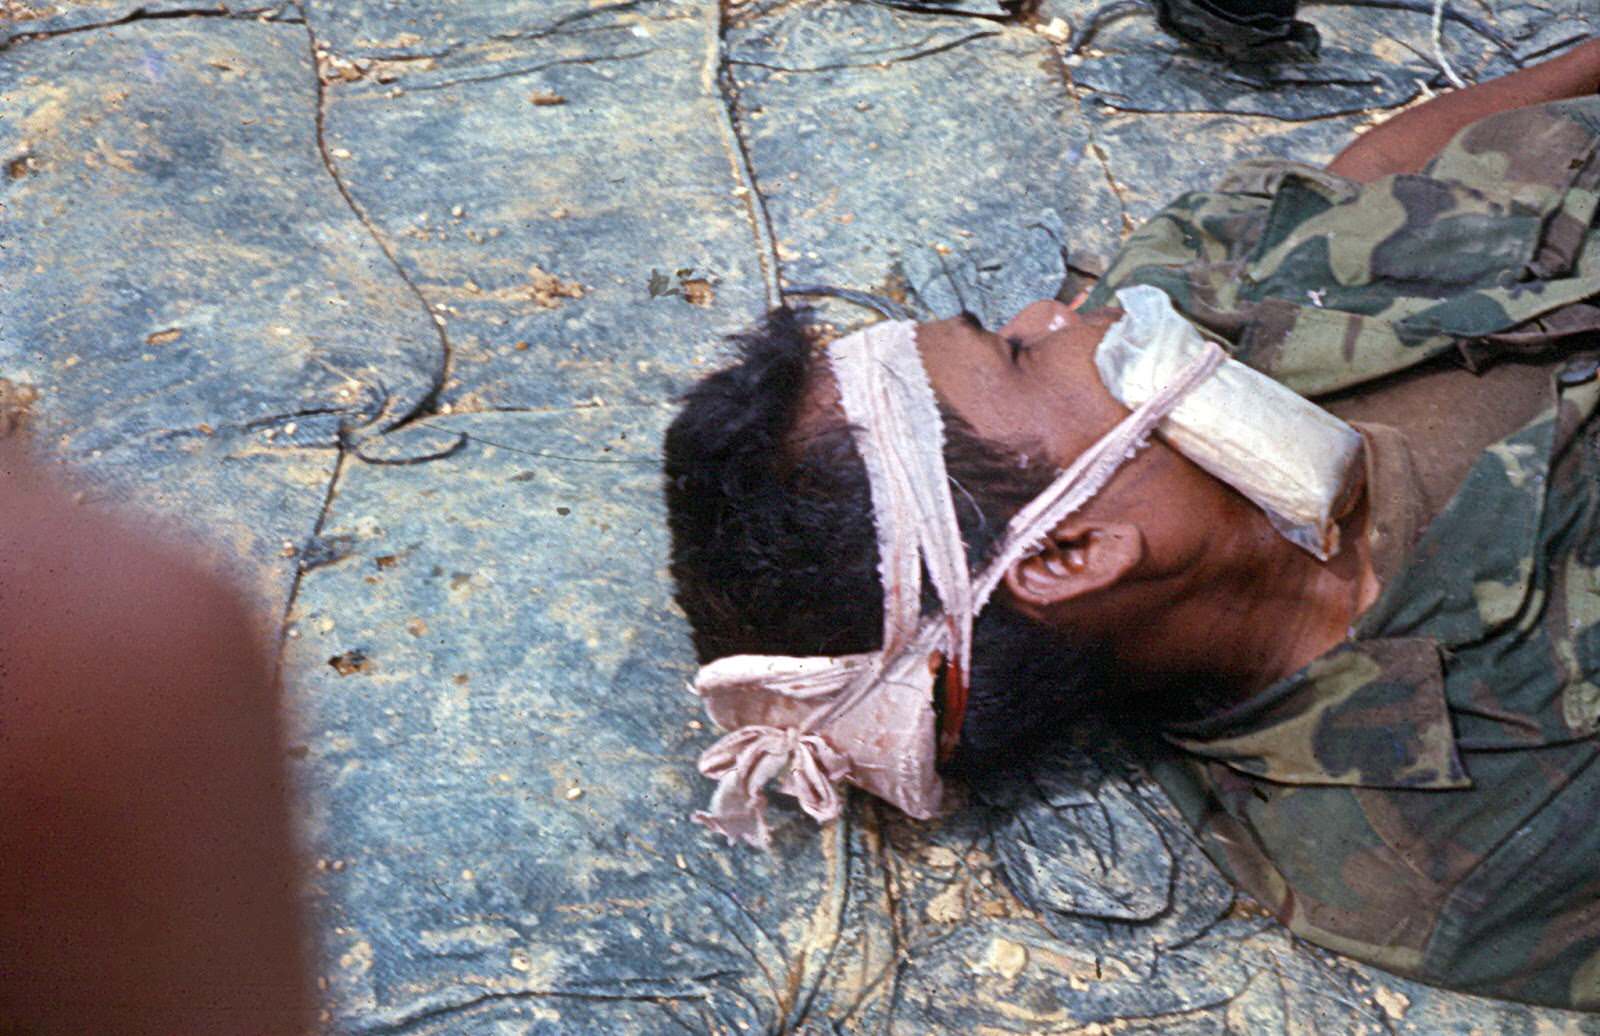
[0,379,39,438]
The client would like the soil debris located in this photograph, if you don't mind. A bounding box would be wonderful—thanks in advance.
[1374,987,1410,1020]
[925,882,966,924]
[328,649,372,676]
[526,265,585,309]
[317,51,369,84]
[649,267,716,305]
[973,937,1028,980]
[0,1,48,21]
[680,278,714,307]
[0,379,39,439]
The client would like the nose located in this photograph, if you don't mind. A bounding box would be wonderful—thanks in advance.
[999,299,1076,345]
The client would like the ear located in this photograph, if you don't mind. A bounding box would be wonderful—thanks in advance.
[1004,521,1145,609]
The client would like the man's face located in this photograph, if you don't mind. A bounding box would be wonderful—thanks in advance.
[913,299,1130,467]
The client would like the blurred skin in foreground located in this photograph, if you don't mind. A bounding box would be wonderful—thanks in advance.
[0,437,311,1035]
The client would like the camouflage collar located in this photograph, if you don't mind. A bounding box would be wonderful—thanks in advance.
[1162,638,1470,790]
[1349,422,1430,592]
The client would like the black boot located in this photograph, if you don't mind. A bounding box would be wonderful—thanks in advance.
[1152,0,1320,62]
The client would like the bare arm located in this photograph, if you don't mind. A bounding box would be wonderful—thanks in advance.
[1328,37,1600,183]
[0,443,312,1036]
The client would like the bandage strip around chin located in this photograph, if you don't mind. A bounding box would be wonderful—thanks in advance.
[691,319,1225,849]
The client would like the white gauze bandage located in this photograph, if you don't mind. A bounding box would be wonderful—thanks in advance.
[1096,286,1363,559]
[690,314,1224,849]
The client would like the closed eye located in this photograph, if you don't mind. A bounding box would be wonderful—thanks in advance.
[956,309,1026,364]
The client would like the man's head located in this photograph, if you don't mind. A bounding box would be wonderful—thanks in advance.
[663,299,1185,769]
[665,293,1364,780]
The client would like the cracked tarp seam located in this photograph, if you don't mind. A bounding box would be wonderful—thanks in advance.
[728,29,999,74]
[710,0,783,309]
[296,5,452,444]
[1,4,297,48]
[347,973,741,1036]
[310,0,690,64]
[404,49,656,93]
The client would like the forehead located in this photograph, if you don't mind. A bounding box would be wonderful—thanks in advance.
[912,309,1124,466]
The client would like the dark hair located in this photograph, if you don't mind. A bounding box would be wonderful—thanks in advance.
[663,309,1115,772]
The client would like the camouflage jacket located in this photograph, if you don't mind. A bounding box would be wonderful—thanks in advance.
[1084,97,1600,1009]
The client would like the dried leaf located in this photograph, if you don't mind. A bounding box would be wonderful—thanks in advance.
[648,268,678,298]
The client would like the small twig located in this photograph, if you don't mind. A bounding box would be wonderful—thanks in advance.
[1430,0,1467,87]
[1067,0,1147,57]
[1317,0,1519,63]
[783,284,916,320]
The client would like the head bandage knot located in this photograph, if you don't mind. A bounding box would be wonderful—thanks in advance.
[692,318,1224,849]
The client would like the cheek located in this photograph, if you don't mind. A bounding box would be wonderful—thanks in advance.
[1022,374,1124,466]
[951,367,1028,425]
[998,393,1081,466]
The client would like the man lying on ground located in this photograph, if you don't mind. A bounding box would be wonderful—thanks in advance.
[662,38,1600,1009]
